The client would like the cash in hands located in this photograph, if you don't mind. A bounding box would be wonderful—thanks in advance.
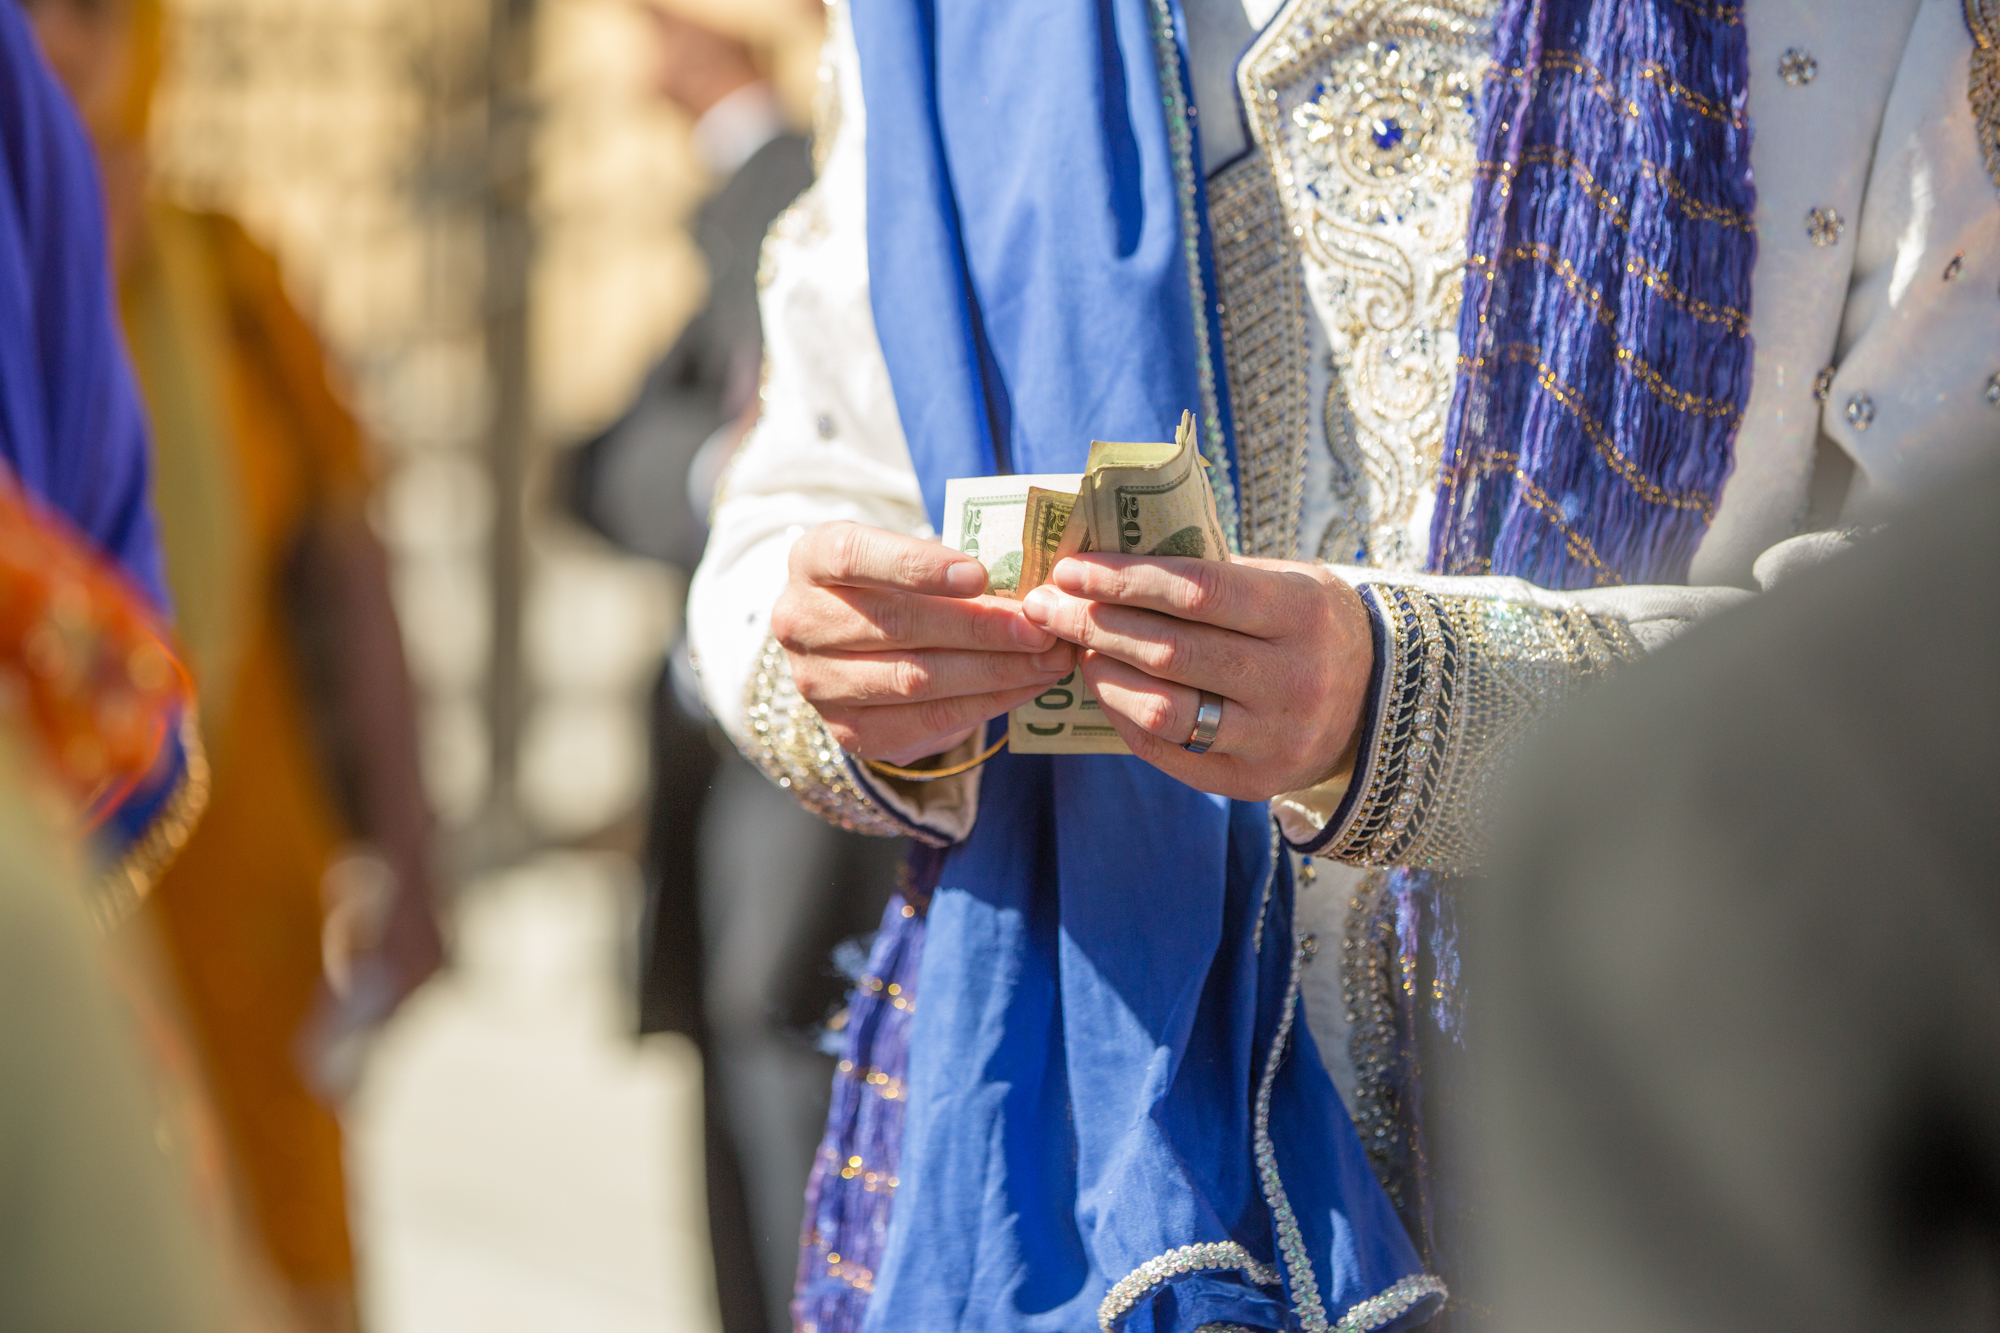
[940,411,1229,755]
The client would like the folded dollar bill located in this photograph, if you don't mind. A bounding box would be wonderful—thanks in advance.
[940,411,1228,755]
[940,470,1120,753]
[941,471,1082,598]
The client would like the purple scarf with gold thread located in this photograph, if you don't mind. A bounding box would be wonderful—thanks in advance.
[1430,0,1756,589]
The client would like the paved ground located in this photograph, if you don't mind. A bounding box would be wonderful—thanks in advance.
[346,853,721,1333]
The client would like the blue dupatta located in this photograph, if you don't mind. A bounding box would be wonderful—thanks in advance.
[1,3,168,608]
[3,5,191,882]
[842,0,1436,1329]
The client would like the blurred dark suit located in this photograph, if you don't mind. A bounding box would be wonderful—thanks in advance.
[568,131,811,572]
[565,127,902,1333]
[1465,455,2000,1333]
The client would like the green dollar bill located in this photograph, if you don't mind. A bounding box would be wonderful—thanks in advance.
[1016,486,1083,598]
[1077,410,1230,562]
[940,472,1081,596]
[941,412,1227,757]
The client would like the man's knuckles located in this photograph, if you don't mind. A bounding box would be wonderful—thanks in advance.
[1133,622,1199,679]
[887,654,934,700]
[1128,688,1181,738]
[770,594,809,651]
[915,694,975,739]
[823,521,878,581]
[787,650,836,701]
[855,587,914,645]
[1175,559,1230,619]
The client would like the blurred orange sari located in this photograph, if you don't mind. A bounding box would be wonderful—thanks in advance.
[0,463,195,852]
[71,5,441,1330]
[124,203,375,1330]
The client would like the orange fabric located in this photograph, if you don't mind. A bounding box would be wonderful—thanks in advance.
[0,467,192,827]
[134,209,372,1294]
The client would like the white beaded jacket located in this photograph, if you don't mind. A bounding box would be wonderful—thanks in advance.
[689,0,1998,990]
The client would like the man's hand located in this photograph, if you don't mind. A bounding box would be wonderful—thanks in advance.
[1021,554,1373,802]
[773,521,1077,767]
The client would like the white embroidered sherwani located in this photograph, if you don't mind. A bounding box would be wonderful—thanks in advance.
[689,0,2000,1118]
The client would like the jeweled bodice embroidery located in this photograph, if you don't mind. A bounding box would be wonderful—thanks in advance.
[1215,0,1496,569]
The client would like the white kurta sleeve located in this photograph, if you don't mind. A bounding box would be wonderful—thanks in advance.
[686,6,981,846]
[1272,573,1750,870]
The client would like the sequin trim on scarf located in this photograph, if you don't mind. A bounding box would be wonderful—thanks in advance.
[1098,1244,1284,1331]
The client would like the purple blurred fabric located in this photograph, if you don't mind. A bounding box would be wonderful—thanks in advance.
[0,1,168,610]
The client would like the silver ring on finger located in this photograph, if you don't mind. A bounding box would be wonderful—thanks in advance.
[1183,691,1224,754]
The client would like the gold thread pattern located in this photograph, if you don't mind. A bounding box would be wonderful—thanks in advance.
[1664,0,1744,23]
[824,1141,900,1189]
[1212,153,1312,560]
[1430,448,1623,583]
[835,1059,907,1100]
[853,970,917,1014]
[1476,147,1755,234]
[1501,468,1625,586]
[1489,50,1748,129]
[825,1254,874,1292]
[1470,242,1751,337]
[1237,0,1495,571]
[1458,344,1722,521]
[1610,343,1742,421]
[1622,250,1752,333]
[739,635,950,846]
[1638,155,1758,231]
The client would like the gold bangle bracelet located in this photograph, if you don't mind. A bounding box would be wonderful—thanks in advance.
[861,733,1008,783]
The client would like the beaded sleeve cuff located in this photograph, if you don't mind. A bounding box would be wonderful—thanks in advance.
[1280,584,1641,874]
[91,710,211,931]
[739,636,969,848]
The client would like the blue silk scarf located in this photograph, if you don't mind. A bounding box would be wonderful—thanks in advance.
[841,1,1436,1329]
[1,3,168,609]
[2,6,188,858]
[1430,0,1755,589]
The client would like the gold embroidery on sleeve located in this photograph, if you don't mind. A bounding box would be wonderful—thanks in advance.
[741,636,947,844]
[1317,588,1641,874]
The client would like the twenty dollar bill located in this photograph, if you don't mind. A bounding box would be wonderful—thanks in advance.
[941,411,1230,756]
[941,471,1124,754]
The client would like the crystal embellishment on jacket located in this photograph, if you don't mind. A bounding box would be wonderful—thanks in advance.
[1238,0,1498,573]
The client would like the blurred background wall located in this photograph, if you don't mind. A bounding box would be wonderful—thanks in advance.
[147,0,821,853]
[138,1,830,1328]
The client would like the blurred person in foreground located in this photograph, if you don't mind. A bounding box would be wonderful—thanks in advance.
[562,5,900,1330]
[23,0,446,1328]
[1463,452,2000,1332]
[686,0,2000,1328]
[0,744,235,1333]
[0,3,239,1326]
